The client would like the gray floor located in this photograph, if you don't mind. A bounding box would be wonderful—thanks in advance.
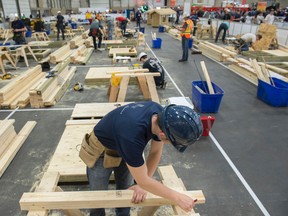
[0,23,287,216]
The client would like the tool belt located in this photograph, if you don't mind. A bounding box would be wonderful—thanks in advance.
[79,132,122,168]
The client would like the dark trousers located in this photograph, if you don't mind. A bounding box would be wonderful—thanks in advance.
[92,35,102,50]
[181,36,189,61]
[136,19,141,28]
[215,23,227,43]
[57,25,65,40]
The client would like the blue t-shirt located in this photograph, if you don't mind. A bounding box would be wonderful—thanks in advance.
[94,101,163,167]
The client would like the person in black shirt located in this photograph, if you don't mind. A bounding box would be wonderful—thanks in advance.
[135,8,142,28]
[139,52,167,89]
[11,14,27,44]
[56,11,65,41]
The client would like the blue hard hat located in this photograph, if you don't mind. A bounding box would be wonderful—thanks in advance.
[159,104,203,152]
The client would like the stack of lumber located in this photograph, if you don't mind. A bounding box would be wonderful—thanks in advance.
[0,119,36,177]
[242,50,288,62]
[0,65,46,109]
[168,28,181,40]
[253,24,278,51]
[227,58,288,85]
[69,35,86,49]
[82,30,89,39]
[199,42,236,62]
[50,45,72,64]
[70,45,93,65]
[29,59,76,108]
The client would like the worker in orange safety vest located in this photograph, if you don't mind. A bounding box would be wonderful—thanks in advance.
[177,12,193,62]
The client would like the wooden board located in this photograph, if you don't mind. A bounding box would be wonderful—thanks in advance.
[262,50,288,57]
[0,121,36,177]
[71,102,132,120]
[20,190,205,211]
[85,67,129,84]
[108,48,137,57]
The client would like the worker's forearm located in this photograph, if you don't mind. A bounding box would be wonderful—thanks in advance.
[138,177,181,202]
[146,150,162,177]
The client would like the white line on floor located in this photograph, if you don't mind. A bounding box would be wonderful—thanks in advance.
[146,42,270,216]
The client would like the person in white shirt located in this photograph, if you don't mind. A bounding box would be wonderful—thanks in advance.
[265,9,275,24]
[256,13,264,24]
[234,33,262,52]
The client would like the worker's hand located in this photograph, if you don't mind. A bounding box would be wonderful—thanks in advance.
[175,193,197,212]
[128,184,147,204]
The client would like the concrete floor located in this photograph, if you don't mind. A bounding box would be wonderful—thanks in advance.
[0,23,287,216]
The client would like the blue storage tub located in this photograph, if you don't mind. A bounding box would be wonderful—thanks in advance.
[152,38,162,49]
[139,27,145,33]
[257,78,288,107]
[71,23,77,29]
[192,81,224,113]
[158,26,165,32]
[0,42,11,46]
[26,31,32,37]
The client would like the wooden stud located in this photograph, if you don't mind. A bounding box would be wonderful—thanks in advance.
[200,61,214,94]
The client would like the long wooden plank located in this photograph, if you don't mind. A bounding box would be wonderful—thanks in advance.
[20,190,205,211]
[71,102,132,119]
[200,61,214,94]
[0,121,36,177]
[117,76,130,102]
[146,76,160,103]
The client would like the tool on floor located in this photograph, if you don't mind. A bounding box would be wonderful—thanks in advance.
[1,73,12,80]
[74,82,84,91]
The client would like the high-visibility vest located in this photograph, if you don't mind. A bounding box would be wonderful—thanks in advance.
[181,19,193,38]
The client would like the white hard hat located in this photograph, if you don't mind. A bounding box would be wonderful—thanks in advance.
[138,52,147,61]
[57,11,61,14]
[9,13,15,21]
[183,12,190,17]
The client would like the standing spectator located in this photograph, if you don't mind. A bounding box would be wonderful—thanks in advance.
[256,12,264,24]
[89,17,103,51]
[215,22,229,44]
[177,13,193,62]
[175,7,180,24]
[245,12,253,24]
[135,8,142,28]
[56,11,65,41]
[11,14,27,44]
[223,9,231,20]
[265,9,275,24]
[284,13,288,22]
[86,11,93,24]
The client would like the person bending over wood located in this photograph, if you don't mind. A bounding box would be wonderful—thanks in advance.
[80,101,203,216]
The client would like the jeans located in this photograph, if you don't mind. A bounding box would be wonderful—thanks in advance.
[136,20,141,28]
[92,35,102,50]
[181,36,189,61]
[215,23,227,43]
[57,25,65,40]
[87,155,133,216]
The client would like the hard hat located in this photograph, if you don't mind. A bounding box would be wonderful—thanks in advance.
[158,104,203,152]
[138,52,147,61]
[183,12,190,17]
[57,11,61,14]
[9,13,15,21]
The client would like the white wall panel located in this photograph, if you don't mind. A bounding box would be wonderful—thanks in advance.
[19,0,31,17]
[2,0,18,17]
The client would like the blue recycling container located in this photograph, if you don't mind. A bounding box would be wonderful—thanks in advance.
[257,78,288,107]
[158,25,165,32]
[152,38,162,49]
[25,31,32,37]
[71,23,77,29]
[139,27,145,33]
[192,81,224,113]
[188,38,193,48]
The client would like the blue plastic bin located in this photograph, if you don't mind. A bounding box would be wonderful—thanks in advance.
[0,42,10,46]
[188,38,193,49]
[139,27,145,33]
[158,26,165,32]
[257,78,288,107]
[26,31,32,37]
[152,38,162,49]
[71,23,77,29]
[192,81,224,113]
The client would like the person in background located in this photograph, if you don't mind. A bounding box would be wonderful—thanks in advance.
[223,9,231,20]
[11,14,27,45]
[105,15,114,40]
[234,33,262,52]
[82,101,203,216]
[256,12,264,24]
[56,11,65,41]
[177,13,193,62]
[175,6,181,24]
[116,16,129,35]
[135,8,142,28]
[86,11,93,24]
[89,17,103,51]
[245,12,253,24]
[284,13,288,22]
[138,52,167,89]
[215,22,229,44]
[265,9,275,24]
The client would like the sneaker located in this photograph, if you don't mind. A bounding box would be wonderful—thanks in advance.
[159,81,167,89]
